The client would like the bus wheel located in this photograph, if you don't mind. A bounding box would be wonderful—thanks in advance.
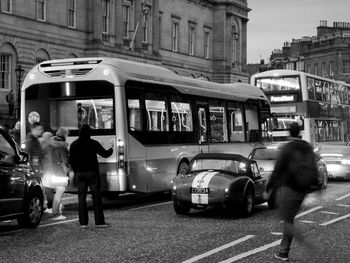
[177,161,189,175]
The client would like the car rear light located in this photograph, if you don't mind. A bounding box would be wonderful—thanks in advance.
[118,139,125,168]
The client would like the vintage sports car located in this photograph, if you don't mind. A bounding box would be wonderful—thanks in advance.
[248,143,328,189]
[171,153,276,217]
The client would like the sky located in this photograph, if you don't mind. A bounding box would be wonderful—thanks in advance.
[247,0,350,63]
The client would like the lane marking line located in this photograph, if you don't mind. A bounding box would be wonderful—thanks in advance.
[181,235,255,263]
[38,218,79,228]
[320,213,350,226]
[298,220,315,224]
[218,239,282,263]
[320,211,339,215]
[335,193,350,201]
[295,206,323,219]
[337,204,350,208]
[270,232,282,236]
[128,201,172,211]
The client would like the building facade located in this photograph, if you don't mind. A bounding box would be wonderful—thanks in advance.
[267,20,350,84]
[0,0,250,118]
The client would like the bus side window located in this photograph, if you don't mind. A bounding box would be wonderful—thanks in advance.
[245,104,260,142]
[228,105,244,142]
[127,99,143,131]
[198,108,207,142]
[170,102,193,132]
[145,100,169,132]
[209,105,228,143]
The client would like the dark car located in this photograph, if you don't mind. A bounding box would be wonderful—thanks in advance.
[171,153,277,217]
[0,126,44,228]
[248,143,328,189]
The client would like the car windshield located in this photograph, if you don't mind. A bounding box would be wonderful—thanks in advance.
[189,159,244,174]
[251,148,281,160]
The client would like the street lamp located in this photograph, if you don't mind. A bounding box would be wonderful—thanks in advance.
[15,64,25,119]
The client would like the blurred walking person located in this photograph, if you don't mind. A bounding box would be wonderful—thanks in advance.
[10,121,21,145]
[264,123,318,261]
[69,124,114,228]
[25,122,44,173]
[45,128,70,220]
[40,132,54,212]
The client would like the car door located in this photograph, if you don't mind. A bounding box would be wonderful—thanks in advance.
[0,131,25,216]
[250,162,266,201]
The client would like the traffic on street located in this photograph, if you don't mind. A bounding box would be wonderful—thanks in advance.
[1,181,349,263]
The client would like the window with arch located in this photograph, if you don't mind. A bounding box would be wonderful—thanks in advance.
[35,49,50,65]
[231,25,240,66]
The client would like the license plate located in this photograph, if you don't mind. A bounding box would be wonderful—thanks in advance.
[191,187,210,194]
[191,194,209,205]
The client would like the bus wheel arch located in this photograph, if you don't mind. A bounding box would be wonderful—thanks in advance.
[177,159,190,175]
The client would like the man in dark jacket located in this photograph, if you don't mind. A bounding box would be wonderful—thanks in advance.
[69,124,114,228]
[25,122,44,172]
[265,123,318,261]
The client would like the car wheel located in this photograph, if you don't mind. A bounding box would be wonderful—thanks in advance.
[17,192,43,228]
[241,187,254,217]
[173,200,190,215]
[177,161,189,175]
[268,186,280,209]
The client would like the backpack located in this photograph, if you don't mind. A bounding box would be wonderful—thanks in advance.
[287,140,318,189]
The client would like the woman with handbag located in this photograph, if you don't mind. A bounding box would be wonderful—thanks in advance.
[46,128,70,220]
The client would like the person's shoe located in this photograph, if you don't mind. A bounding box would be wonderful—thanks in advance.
[52,215,67,220]
[95,223,110,228]
[80,225,88,229]
[44,208,52,214]
[274,252,289,261]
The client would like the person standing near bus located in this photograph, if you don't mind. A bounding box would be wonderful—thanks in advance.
[25,122,44,173]
[69,124,114,228]
[264,123,318,261]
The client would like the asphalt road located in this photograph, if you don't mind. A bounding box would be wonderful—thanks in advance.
[1,181,349,263]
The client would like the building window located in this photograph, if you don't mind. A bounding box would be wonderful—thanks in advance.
[204,31,210,59]
[314,63,319,75]
[68,0,76,28]
[322,62,326,76]
[37,0,46,21]
[122,3,130,38]
[307,65,311,74]
[0,53,11,90]
[142,6,150,43]
[1,0,12,13]
[172,22,179,52]
[188,25,195,56]
[102,0,110,34]
[329,61,334,76]
[343,60,350,74]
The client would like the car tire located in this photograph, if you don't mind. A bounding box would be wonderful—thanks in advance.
[177,161,189,175]
[241,187,254,217]
[268,186,280,209]
[17,192,43,228]
[173,200,190,215]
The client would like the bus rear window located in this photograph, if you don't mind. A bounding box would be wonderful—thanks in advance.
[256,76,300,92]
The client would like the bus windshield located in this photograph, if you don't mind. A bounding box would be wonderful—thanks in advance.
[24,81,115,135]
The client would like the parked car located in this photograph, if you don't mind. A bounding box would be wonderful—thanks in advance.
[318,145,350,180]
[0,126,44,228]
[171,153,277,217]
[248,143,328,189]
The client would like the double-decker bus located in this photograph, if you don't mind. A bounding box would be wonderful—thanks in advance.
[21,57,270,195]
[251,69,350,144]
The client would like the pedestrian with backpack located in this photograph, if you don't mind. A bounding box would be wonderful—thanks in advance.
[264,122,318,261]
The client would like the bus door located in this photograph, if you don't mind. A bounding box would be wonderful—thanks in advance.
[196,105,209,154]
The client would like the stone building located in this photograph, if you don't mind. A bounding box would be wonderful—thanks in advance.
[267,20,350,84]
[0,0,250,117]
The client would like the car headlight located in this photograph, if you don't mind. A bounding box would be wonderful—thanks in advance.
[341,159,350,165]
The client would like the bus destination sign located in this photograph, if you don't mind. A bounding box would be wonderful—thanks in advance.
[269,95,295,103]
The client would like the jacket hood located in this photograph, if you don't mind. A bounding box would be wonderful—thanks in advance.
[79,124,91,139]
[50,136,68,148]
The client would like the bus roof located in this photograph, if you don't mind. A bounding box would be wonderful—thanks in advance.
[251,69,350,86]
[25,57,269,102]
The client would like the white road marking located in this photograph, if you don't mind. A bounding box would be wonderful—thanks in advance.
[128,201,173,211]
[298,220,315,224]
[181,235,255,263]
[218,239,282,263]
[270,232,283,236]
[320,213,350,226]
[295,206,323,219]
[335,193,350,201]
[38,218,79,228]
[337,204,350,208]
[320,211,339,215]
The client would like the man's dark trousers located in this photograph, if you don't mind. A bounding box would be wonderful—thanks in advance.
[76,171,105,226]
